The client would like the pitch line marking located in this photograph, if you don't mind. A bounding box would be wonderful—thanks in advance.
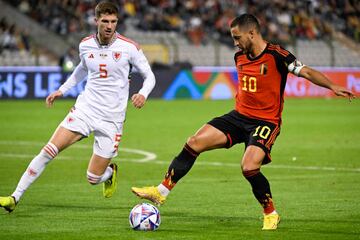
[0,141,359,173]
[0,140,156,162]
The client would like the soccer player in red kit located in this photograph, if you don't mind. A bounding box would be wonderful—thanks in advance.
[132,14,355,230]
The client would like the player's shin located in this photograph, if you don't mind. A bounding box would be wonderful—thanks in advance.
[158,143,199,195]
[243,169,276,214]
[12,143,59,203]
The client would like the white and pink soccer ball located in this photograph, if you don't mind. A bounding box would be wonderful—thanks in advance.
[129,203,161,231]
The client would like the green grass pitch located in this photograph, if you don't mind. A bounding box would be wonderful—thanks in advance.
[0,98,359,240]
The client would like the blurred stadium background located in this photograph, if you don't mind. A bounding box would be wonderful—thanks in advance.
[0,0,360,99]
[1,1,360,239]
[1,0,360,66]
[0,0,359,100]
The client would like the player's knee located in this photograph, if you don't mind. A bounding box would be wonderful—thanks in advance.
[241,161,253,173]
[87,171,102,185]
[186,135,204,152]
[187,135,197,146]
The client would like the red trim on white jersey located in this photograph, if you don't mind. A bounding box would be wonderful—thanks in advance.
[117,35,140,50]
[81,34,95,43]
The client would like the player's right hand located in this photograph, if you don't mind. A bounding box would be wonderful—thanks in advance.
[331,85,356,102]
[46,90,63,107]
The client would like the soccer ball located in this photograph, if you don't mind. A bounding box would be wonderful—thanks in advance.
[129,203,161,231]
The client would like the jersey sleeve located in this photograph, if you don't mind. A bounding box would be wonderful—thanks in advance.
[58,45,88,94]
[129,46,156,99]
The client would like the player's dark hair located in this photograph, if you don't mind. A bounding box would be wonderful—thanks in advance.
[230,14,260,32]
[95,1,119,18]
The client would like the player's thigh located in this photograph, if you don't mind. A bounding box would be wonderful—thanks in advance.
[53,107,92,151]
[187,124,227,152]
[48,126,84,152]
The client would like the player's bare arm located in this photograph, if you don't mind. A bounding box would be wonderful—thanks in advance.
[46,90,63,107]
[131,93,146,109]
[299,66,355,100]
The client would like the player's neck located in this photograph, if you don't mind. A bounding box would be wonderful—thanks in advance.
[249,40,267,58]
[97,32,116,45]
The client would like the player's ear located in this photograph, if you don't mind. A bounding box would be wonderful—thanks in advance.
[249,29,254,39]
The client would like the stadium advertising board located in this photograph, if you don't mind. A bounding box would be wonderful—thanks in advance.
[0,66,359,99]
[0,66,85,99]
[164,67,360,99]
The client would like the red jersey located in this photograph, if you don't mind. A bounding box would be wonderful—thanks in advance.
[234,43,296,125]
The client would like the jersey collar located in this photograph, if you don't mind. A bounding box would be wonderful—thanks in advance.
[246,42,269,61]
[94,32,118,48]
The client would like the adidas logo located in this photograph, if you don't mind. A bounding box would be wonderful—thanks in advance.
[88,53,94,58]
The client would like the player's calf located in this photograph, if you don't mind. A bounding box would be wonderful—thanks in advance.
[11,142,59,203]
[242,169,276,214]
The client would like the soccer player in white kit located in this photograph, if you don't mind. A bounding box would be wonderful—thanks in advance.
[0,1,156,212]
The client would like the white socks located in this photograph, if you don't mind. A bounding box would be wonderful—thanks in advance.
[12,143,58,202]
[86,166,113,185]
[101,167,113,182]
[11,142,114,203]
[157,184,170,197]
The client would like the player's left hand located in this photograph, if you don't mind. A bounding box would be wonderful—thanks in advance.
[131,93,146,108]
[331,85,355,101]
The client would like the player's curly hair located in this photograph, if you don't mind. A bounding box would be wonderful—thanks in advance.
[230,14,260,33]
[95,1,119,18]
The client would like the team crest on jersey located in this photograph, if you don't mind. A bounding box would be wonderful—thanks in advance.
[112,51,122,62]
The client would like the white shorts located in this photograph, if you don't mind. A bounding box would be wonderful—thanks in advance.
[60,107,123,158]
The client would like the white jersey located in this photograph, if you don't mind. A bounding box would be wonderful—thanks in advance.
[59,33,156,122]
